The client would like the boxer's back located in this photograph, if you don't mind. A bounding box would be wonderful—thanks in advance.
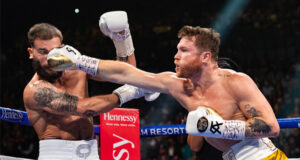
[24,70,94,140]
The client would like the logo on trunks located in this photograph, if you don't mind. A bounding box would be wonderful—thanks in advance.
[103,113,137,123]
[0,109,23,120]
[76,144,91,158]
[197,117,208,132]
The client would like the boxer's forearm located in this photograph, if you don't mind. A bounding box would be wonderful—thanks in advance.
[47,47,165,92]
[77,94,119,117]
[96,59,136,83]
[32,85,119,117]
[186,107,279,140]
[245,117,279,138]
[87,54,136,81]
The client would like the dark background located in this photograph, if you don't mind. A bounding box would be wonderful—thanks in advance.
[1,0,299,159]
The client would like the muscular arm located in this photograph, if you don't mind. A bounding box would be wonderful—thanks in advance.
[24,81,119,117]
[48,46,176,92]
[88,53,136,81]
[95,59,178,94]
[231,73,280,138]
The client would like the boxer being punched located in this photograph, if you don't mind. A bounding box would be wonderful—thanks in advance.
[23,11,158,160]
[47,25,287,159]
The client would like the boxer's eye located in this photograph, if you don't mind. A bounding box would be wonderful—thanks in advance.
[37,48,49,55]
[179,47,188,52]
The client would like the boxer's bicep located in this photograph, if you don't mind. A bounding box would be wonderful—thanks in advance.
[241,103,272,138]
[88,54,136,81]
[97,60,172,93]
[25,81,80,116]
[33,87,79,115]
[233,74,279,138]
[154,72,183,94]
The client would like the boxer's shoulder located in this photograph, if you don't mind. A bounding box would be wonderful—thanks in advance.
[158,71,176,76]
[157,71,186,87]
[62,70,88,82]
[227,72,254,87]
[26,79,54,90]
[158,71,187,81]
[64,69,87,77]
[218,69,250,85]
[23,80,55,109]
[220,70,257,100]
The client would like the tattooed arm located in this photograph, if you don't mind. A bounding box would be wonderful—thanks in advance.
[23,81,119,117]
[230,73,280,138]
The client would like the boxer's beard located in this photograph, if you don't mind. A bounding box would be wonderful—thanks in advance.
[32,58,62,83]
[177,61,202,78]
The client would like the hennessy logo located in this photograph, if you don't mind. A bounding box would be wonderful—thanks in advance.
[1,109,23,120]
[104,113,137,123]
[113,134,135,160]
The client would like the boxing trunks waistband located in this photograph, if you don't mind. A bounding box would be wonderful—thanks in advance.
[222,138,287,160]
[39,139,99,160]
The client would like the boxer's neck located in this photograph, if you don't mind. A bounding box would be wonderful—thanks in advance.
[191,63,219,90]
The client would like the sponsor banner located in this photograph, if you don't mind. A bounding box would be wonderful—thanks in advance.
[0,107,31,126]
[140,124,186,137]
[100,108,140,160]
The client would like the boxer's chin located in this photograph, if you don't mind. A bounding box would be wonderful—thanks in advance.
[177,67,198,78]
[32,58,62,83]
[177,61,202,78]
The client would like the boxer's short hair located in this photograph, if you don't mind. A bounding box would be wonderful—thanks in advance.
[28,23,63,47]
[178,25,220,61]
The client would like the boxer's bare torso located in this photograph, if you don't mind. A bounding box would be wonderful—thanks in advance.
[166,68,245,152]
[24,71,93,140]
[94,35,278,153]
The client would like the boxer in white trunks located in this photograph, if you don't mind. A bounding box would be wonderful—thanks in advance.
[23,11,158,160]
[47,23,288,159]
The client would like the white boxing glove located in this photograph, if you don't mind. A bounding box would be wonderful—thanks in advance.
[47,45,100,76]
[113,84,160,106]
[99,11,134,57]
[186,106,245,140]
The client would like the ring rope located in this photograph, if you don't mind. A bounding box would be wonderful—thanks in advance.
[1,106,299,137]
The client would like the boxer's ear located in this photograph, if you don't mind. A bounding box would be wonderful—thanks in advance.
[201,51,212,63]
[27,48,34,59]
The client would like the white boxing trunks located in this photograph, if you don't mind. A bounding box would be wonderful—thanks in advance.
[38,139,99,160]
[222,138,288,160]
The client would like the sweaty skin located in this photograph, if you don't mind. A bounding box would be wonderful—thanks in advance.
[23,37,95,140]
[90,36,279,152]
[23,37,126,140]
[24,71,94,140]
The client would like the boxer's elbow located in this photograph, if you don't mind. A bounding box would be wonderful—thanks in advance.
[265,119,280,138]
[78,95,119,117]
[246,118,280,138]
[270,123,280,137]
[77,99,99,117]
